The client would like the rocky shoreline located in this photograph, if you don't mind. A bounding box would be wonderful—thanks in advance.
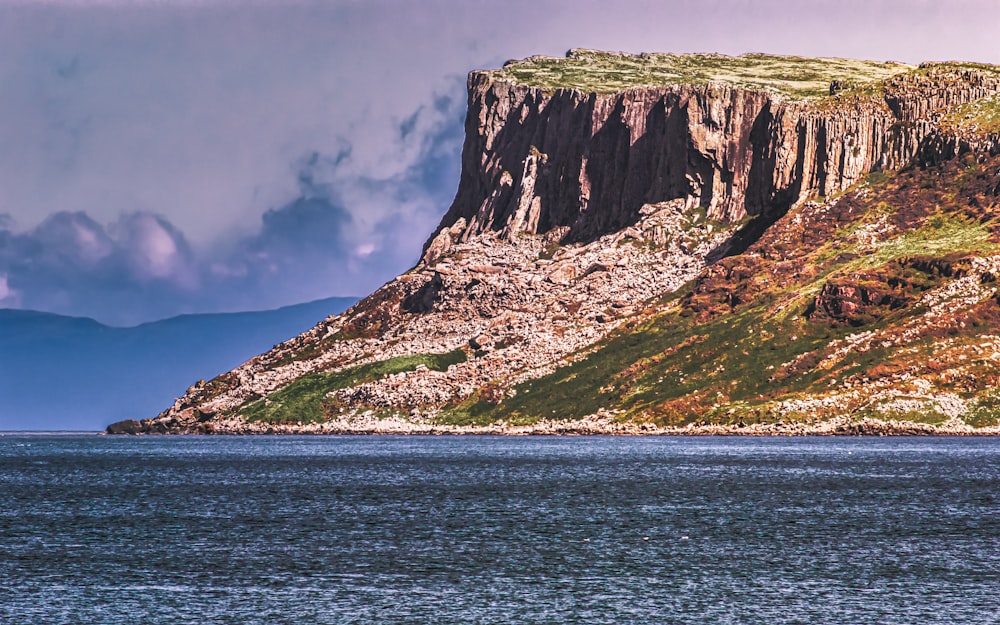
[106,414,1000,436]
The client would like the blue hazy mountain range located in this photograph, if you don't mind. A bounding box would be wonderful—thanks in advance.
[0,297,356,431]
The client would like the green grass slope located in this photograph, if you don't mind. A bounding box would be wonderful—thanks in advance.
[440,153,1000,428]
[241,349,467,424]
[492,49,914,98]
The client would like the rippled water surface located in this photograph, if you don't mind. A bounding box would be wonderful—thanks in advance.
[2,435,999,624]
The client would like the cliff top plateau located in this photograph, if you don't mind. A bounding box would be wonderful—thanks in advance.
[493,49,917,98]
[110,51,1000,435]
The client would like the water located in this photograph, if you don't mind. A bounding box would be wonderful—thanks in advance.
[2,435,999,624]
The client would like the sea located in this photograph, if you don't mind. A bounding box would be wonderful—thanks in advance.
[1,434,998,625]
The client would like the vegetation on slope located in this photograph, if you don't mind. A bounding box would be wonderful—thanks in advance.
[492,49,913,98]
[439,153,1000,427]
[941,94,1000,136]
[241,348,467,424]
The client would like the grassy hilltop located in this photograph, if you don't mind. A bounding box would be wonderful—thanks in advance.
[492,49,915,98]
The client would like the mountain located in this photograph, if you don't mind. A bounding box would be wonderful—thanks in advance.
[0,297,356,430]
[118,50,1000,435]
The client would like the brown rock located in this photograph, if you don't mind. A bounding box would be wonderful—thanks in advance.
[105,419,143,435]
[432,62,1000,248]
[546,262,578,285]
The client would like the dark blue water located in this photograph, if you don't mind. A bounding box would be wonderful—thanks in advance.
[2,435,999,624]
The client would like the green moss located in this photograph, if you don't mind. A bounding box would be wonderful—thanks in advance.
[538,240,562,260]
[965,389,1000,428]
[469,301,853,426]
[810,212,994,281]
[460,241,994,426]
[871,214,996,262]
[242,348,467,424]
[940,94,1000,135]
[865,170,891,186]
[861,404,949,426]
[241,373,341,424]
[492,49,914,99]
[437,394,538,427]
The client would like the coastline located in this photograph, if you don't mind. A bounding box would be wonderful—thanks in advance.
[106,414,1000,436]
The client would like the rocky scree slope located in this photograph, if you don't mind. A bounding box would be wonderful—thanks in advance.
[113,51,1000,434]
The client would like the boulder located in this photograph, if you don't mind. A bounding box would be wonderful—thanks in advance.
[105,419,143,435]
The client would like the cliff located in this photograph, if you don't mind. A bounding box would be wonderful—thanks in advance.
[112,51,1000,435]
[437,52,999,244]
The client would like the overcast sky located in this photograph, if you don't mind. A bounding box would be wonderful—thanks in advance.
[1,0,998,325]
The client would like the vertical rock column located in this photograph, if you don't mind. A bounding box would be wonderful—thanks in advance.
[427,67,1000,255]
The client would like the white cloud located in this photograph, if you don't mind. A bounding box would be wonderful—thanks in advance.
[0,273,15,304]
[71,218,112,264]
[353,243,376,258]
[130,217,178,277]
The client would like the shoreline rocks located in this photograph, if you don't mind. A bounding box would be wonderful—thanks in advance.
[107,415,1000,437]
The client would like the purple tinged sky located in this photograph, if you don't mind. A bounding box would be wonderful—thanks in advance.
[0,0,997,325]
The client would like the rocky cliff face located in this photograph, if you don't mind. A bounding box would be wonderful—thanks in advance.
[432,62,1000,252]
[113,52,1000,435]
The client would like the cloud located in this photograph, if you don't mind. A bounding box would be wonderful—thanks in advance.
[111,213,196,284]
[0,211,197,323]
[0,273,16,306]
[0,1,482,251]
[204,83,466,312]
[0,79,465,325]
[0,0,997,324]
[30,212,113,267]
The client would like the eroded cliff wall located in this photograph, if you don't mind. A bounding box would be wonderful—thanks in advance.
[433,65,1000,249]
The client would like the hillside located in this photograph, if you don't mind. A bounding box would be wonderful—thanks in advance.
[114,51,1000,434]
[1,297,355,430]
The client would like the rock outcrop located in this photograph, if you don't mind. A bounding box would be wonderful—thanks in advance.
[112,52,1000,435]
[432,61,1000,251]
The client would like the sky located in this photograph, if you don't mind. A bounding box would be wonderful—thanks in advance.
[0,0,998,326]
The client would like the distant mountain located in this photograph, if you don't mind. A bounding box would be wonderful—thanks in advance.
[0,297,356,430]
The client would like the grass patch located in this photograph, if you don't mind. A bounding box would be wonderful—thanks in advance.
[242,348,467,424]
[437,392,543,427]
[807,212,994,280]
[474,302,856,426]
[965,389,1000,428]
[492,49,913,99]
[940,94,1000,135]
[861,405,949,425]
[870,214,996,263]
[471,238,994,426]
[865,170,891,186]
